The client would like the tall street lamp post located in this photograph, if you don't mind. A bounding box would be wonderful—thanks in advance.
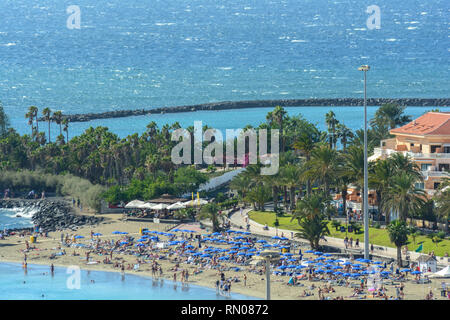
[254,250,280,300]
[358,64,370,259]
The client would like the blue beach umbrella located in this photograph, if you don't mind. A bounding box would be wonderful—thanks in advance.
[277,266,288,270]
[237,252,246,256]
[120,241,128,245]
[135,243,146,247]
[315,269,324,273]
[334,271,343,276]
[280,237,288,240]
[411,271,422,275]
[74,235,84,239]
[305,250,314,253]
[218,256,229,261]
[120,232,128,235]
[296,265,306,269]
[322,253,332,257]
[112,231,121,234]
[400,268,411,273]
[316,262,325,266]
[228,250,237,254]
[314,251,323,255]
[257,240,267,243]
[93,233,102,236]
[272,236,281,240]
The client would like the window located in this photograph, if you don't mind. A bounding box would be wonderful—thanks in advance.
[421,163,432,171]
[415,183,425,190]
[438,164,449,172]
[430,145,441,153]
[444,146,450,153]
[434,182,441,190]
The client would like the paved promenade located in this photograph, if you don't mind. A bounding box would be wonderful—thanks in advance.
[226,208,450,267]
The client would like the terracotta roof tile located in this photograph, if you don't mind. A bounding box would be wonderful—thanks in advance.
[390,112,450,136]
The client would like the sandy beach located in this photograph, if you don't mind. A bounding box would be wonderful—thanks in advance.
[0,213,448,300]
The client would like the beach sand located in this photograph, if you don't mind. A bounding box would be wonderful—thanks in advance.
[0,214,447,300]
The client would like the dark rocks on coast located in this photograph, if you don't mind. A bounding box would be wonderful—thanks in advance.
[0,199,103,232]
[37,98,450,123]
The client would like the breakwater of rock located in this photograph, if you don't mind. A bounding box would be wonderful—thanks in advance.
[38,98,449,123]
[0,199,103,232]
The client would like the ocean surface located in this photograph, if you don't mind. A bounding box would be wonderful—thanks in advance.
[0,0,448,139]
[0,262,258,300]
[0,208,35,230]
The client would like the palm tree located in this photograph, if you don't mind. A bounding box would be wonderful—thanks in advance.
[29,106,39,133]
[306,145,339,197]
[230,174,253,204]
[370,103,411,131]
[280,164,303,210]
[42,107,52,143]
[433,178,450,232]
[336,123,353,151]
[325,111,339,149]
[62,118,69,143]
[293,124,324,195]
[198,203,224,232]
[245,184,271,211]
[381,172,426,222]
[370,158,394,223]
[387,220,410,267]
[266,105,287,152]
[26,106,38,139]
[263,173,281,211]
[292,192,329,220]
[292,193,330,250]
[53,111,63,136]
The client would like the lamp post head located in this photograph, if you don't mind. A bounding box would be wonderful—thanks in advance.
[358,65,370,71]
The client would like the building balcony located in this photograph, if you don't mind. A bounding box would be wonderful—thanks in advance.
[372,147,450,160]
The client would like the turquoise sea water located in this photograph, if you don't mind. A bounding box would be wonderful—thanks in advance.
[0,262,258,300]
[0,208,34,230]
[0,0,448,138]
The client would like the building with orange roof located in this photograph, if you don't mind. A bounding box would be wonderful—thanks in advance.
[370,112,450,195]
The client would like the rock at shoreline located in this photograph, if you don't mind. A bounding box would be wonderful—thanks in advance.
[0,199,103,232]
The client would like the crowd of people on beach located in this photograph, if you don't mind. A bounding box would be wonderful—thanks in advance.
[6,223,449,300]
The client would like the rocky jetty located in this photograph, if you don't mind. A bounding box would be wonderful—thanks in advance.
[0,199,103,232]
[38,98,450,123]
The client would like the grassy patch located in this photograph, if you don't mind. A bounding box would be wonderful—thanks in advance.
[249,210,450,256]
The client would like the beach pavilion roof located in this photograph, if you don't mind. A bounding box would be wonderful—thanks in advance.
[390,112,450,136]
[148,194,186,204]
[125,200,146,208]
